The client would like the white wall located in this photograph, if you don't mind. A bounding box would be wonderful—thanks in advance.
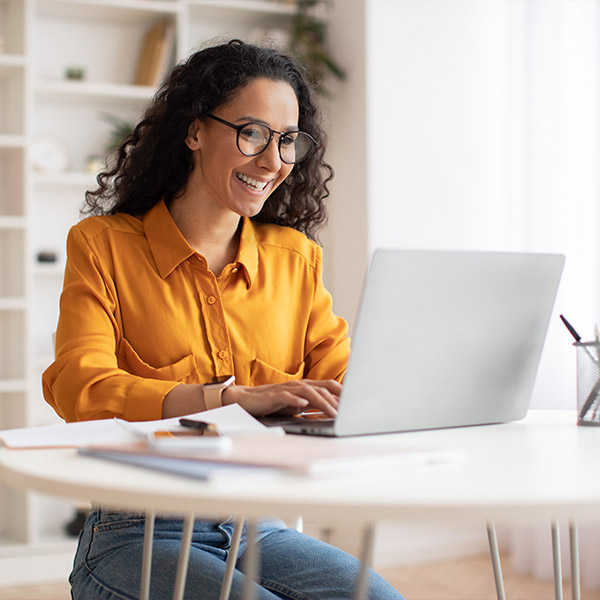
[367,0,511,254]
[322,0,369,332]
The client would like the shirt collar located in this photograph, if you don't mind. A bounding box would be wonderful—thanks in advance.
[143,200,195,279]
[143,200,259,287]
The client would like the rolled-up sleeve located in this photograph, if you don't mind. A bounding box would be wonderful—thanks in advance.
[303,245,350,383]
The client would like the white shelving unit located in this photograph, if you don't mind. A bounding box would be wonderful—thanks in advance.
[0,0,307,584]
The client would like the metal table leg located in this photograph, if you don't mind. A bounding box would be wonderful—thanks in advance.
[140,509,155,600]
[172,513,195,600]
[551,519,563,600]
[219,517,245,600]
[241,518,258,600]
[352,523,375,600]
[291,516,303,533]
[487,521,506,600]
[569,520,581,600]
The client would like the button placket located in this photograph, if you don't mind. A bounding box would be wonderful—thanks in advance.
[194,268,234,374]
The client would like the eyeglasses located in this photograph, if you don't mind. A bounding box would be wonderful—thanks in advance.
[206,113,318,165]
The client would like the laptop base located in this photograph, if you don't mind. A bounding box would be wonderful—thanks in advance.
[258,416,336,436]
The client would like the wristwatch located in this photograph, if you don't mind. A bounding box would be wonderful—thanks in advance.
[202,375,235,410]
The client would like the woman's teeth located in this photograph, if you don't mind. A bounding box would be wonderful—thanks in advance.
[236,173,267,191]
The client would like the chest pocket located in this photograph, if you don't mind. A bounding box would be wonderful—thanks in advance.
[250,358,305,386]
[117,338,197,383]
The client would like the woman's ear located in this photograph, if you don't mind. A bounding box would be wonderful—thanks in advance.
[185,119,202,150]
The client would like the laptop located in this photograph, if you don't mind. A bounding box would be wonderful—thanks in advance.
[261,248,564,437]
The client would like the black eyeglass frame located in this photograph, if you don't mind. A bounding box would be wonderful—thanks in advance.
[205,113,318,165]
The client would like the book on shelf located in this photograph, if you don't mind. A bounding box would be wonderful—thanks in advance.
[134,19,176,87]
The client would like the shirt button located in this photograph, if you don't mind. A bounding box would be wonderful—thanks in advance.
[207,295,217,305]
[217,350,228,360]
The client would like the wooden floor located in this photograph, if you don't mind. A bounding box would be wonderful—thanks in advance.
[0,553,599,599]
[380,554,600,600]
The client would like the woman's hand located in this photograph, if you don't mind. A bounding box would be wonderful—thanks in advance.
[222,379,341,418]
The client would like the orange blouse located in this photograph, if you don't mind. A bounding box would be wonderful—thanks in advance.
[42,200,350,423]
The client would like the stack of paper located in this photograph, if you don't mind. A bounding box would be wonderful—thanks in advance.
[0,405,457,481]
[80,434,451,479]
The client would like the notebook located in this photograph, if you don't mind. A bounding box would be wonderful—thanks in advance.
[261,248,564,437]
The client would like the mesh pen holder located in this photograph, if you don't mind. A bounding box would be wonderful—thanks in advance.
[575,341,600,426]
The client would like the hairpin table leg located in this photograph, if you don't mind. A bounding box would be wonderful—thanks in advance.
[352,523,375,600]
[569,520,580,600]
[172,513,195,600]
[140,509,155,600]
[220,517,245,600]
[242,518,258,600]
[486,521,506,600]
[551,519,563,600]
[291,515,303,533]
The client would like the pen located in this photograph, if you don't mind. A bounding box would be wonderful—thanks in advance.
[579,379,600,423]
[559,314,583,342]
[560,315,600,421]
[179,418,219,434]
[559,314,599,365]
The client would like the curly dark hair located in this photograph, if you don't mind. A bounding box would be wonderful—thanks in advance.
[84,39,334,240]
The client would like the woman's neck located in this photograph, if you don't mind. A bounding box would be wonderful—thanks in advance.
[168,195,242,275]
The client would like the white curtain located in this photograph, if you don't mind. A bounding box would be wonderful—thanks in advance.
[366,0,600,583]
[514,0,600,411]
[504,1,600,588]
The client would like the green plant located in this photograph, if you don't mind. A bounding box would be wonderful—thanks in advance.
[289,0,346,95]
[100,113,135,155]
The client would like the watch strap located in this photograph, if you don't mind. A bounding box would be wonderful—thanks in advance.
[202,375,235,410]
[204,386,225,410]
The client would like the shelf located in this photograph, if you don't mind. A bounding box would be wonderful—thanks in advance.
[34,170,97,187]
[36,0,181,21]
[0,216,26,229]
[0,380,28,393]
[0,135,25,149]
[0,54,27,72]
[0,535,77,555]
[35,79,155,102]
[33,263,65,277]
[188,0,296,15]
[0,298,26,310]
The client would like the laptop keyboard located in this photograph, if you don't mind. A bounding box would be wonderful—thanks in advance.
[258,412,336,434]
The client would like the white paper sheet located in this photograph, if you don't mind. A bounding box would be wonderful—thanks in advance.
[0,404,280,449]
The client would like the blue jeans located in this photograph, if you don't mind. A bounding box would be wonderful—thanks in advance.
[69,509,404,600]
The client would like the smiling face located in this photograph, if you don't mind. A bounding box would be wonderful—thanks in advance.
[185,77,299,219]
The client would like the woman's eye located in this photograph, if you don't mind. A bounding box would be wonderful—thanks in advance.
[280,134,297,147]
[240,126,266,143]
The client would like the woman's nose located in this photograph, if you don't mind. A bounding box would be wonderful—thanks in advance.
[256,138,282,172]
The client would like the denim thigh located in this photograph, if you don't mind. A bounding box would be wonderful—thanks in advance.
[69,510,282,600]
[69,510,404,600]
[248,526,404,600]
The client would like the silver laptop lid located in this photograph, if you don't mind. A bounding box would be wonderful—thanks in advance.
[334,249,564,436]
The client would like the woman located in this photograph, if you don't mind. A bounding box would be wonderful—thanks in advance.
[43,40,404,600]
